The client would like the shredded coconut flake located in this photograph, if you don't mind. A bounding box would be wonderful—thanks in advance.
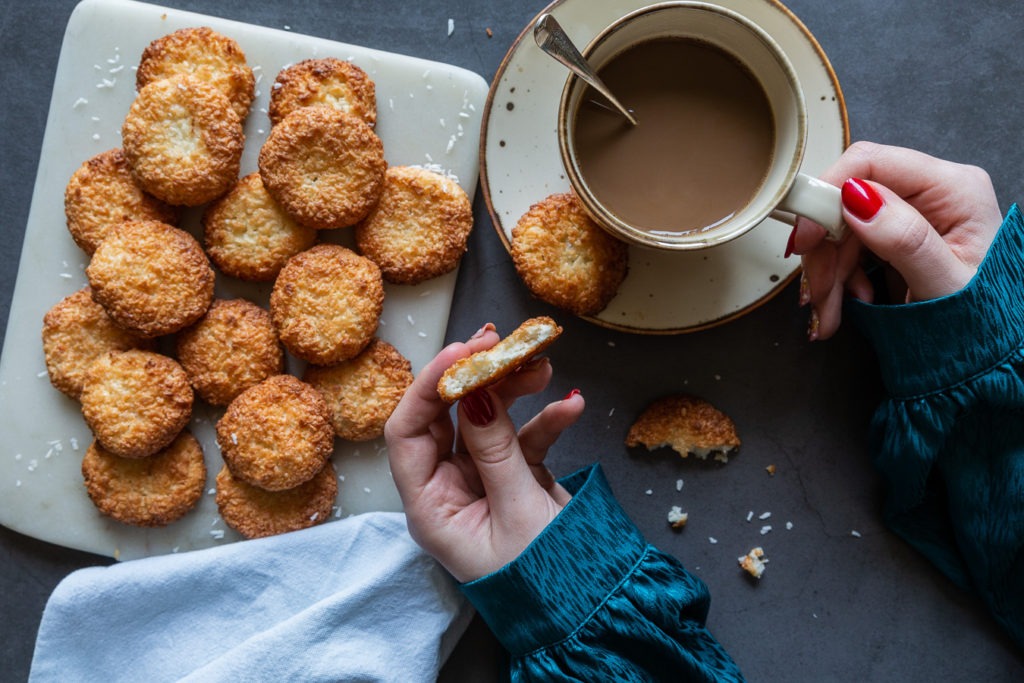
[72,97,89,109]
[447,18,454,36]
[760,525,772,535]
[675,479,683,491]
[851,530,862,538]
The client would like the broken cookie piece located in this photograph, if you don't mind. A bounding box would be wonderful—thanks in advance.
[437,316,562,402]
[625,394,740,462]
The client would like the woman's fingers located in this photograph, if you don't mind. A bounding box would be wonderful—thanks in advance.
[457,388,545,520]
[518,391,585,467]
[840,178,976,300]
[385,327,500,496]
[519,391,584,506]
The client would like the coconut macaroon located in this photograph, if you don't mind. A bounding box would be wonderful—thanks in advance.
[216,374,334,491]
[355,166,473,285]
[268,57,377,128]
[79,350,194,459]
[270,244,384,365]
[63,148,179,255]
[215,461,337,539]
[86,220,215,338]
[176,298,284,406]
[202,173,317,281]
[136,26,255,122]
[122,74,244,206]
[42,288,155,400]
[625,394,741,463]
[304,338,413,442]
[437,316,563,402]
[81,431,206,527]
[258,107,386,229]
[511,193,629,317]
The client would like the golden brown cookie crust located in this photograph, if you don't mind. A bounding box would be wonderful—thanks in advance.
[355,166,473,285]
[64,148,179,255]
[511,193,629,316]
[215,461,337,539]
[136,26,255,122]
[268,57,377,128]
[270,244,384,365]
[202,173,317,282]
[86,220,215,338]
[625,394,741,461]
[258,107,386,229]
[80,350,194,459]
[304,338,413,441]
[81,431,206,527]
[122,74,244,206]
[176,298,285,406]
[216,374,334,491]
[42,288,155,400]
[437,316,563,402]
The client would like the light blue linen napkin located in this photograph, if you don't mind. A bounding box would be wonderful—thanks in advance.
[29,512,472,682]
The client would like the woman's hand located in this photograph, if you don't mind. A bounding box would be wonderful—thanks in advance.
[788,141,1002,340]
[384,324,584,583]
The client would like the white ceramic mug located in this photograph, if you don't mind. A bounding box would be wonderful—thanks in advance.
[557,1,844,251]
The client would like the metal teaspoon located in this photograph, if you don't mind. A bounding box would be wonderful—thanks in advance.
[533,13,638,126]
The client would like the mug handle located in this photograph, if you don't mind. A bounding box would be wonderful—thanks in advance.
[776,173,846,242]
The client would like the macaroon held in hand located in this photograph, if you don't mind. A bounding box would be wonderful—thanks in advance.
[384,323,584,583]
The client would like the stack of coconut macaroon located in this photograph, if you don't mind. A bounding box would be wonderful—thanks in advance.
[42,26,473,539]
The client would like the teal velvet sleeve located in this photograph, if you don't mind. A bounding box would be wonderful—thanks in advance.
[848,204,1024,650]
[459,464,743,682]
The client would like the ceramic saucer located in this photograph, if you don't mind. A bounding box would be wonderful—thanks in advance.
[480,0,849,334]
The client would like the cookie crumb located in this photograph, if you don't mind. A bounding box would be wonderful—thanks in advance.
[738,547,768,579]
[667,506,688,529]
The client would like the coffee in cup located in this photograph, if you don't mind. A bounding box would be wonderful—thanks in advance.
[557,1,844,250]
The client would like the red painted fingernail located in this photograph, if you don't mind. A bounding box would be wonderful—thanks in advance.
[842,178,884,221]
[563,388,581,400]
[784,225,798,258]
[461,389,495,426]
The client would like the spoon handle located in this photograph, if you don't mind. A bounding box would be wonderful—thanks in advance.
[533,13,637,125]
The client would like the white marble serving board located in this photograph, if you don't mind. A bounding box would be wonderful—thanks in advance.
[0,0,488,560]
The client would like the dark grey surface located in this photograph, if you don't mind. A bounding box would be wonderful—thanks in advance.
[2,0,1023,681]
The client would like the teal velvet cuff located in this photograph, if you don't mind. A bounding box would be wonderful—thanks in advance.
[847,205,1024,650]
[848,203,1024,400]
[460,464,743,681]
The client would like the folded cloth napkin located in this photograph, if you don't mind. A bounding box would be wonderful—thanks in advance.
[29,512,472,682]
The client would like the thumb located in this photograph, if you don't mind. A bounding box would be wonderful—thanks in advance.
[841,178,975,300]
[458,389,546,516]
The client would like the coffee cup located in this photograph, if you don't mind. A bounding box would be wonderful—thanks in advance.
[557,1,844,251]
